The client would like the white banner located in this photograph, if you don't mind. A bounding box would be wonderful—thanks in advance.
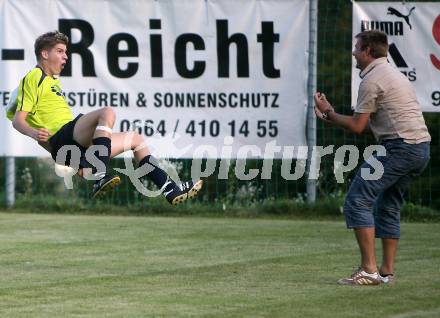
[352,2,440,112]
[0,0,309,158]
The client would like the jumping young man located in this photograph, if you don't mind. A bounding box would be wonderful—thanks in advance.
[8,30,203,204]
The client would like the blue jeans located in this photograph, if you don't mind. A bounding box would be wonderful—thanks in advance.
[343,139,430,238]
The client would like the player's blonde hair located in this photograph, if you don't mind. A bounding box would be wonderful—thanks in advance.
[34,31,69,61]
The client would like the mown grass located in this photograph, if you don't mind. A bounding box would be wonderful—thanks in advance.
[0,212,439,317]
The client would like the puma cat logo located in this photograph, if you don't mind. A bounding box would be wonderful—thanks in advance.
[387,7,415,29]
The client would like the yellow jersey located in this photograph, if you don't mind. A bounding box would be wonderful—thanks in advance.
[7,66,73,136]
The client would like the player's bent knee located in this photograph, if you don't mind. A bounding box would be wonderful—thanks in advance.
[132,133,150,154]
[132,132,145,148]
[121,132,144,149]
[100,107,116,124]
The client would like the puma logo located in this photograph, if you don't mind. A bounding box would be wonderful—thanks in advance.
[387,7,415,29]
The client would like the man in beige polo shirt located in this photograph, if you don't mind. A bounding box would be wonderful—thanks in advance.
[314,30,430,285]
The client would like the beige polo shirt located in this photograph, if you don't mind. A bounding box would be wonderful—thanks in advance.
[355,57,431,144]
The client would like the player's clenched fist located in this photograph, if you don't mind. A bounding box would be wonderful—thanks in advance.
[33,128,51,142]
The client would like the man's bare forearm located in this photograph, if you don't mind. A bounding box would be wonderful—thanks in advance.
[314,92,371,135]
[13,112,52,142]
[12,118,38,140]
[327,111,365,135]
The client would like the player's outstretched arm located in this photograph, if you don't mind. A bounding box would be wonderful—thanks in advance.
[12,111,51,142]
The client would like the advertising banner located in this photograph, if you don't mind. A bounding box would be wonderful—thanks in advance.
[0,0,309,158]
[352,2,440,112]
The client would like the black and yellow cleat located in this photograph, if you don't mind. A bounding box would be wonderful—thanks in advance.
[165,180,203,205]
[92,175,121,199]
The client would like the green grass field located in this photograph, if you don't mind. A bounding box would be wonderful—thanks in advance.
[0,212,439,318]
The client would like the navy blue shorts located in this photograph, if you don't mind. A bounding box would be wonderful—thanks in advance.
[49,114,91,169]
